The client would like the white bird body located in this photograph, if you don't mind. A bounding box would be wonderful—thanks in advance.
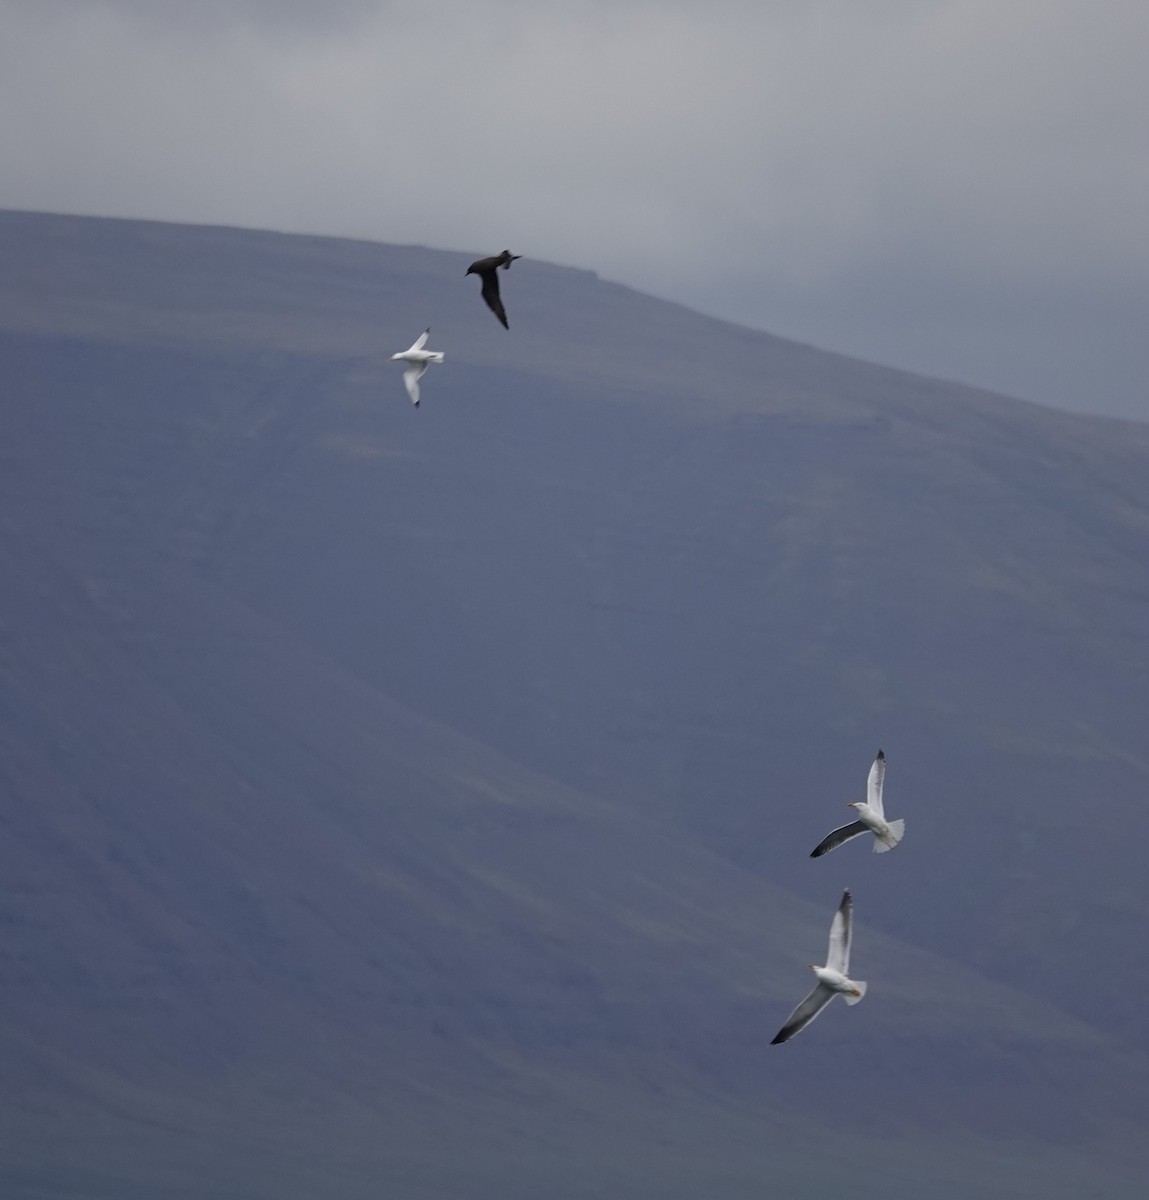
[389,329,444,406]
[848,800,896,845]
[772,891,867,1044]
[810,749,905,857]
[812,965,864,999]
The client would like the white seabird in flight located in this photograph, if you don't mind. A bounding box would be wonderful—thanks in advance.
[810,749,905,858]
[771,890,867,1045]
[390,329,444,407]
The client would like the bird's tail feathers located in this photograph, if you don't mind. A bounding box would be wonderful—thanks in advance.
[844,980,867,1005]
[429,353,445,363]
[873,818,905,852]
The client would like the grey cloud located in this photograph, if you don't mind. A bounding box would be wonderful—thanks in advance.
[5,0,384,35]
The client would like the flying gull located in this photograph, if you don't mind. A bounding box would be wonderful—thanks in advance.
[389,329,444,407]
[810,749,905,858]
[465,250,521,329]
[771,890,867,1045]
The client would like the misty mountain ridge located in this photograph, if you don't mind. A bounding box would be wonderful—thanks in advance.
[2,210,1149,1198]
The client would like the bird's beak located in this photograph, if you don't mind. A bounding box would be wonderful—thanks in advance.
[847,802,857,808]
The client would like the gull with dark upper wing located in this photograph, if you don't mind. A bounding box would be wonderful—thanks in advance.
[810,749,905,858]
[771,890,867,1045]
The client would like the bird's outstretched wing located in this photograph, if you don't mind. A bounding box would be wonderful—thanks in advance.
[867,749,886,817]
[479,270,509,329]
[826,890,853,974]
[810,820,868,858]
[771,983,836,1045]
[402,362,428,406]
[408,328,431,352]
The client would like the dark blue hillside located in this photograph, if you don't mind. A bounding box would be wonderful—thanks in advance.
[2,211,1148,1198]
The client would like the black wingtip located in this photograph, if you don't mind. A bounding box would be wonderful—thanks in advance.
[809,847,823,858]
[876,748,885,760]
[770,1034,787,1045]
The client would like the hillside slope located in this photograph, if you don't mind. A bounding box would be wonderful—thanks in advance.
[1,559,1139,1199]
[2,210,1149,1196]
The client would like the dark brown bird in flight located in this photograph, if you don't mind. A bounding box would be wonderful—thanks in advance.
[465,250,521,329]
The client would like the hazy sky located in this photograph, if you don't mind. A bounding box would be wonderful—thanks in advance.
[2,0,1147,418]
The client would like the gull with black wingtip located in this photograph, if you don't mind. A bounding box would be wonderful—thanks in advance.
[810,749,905,858]
[389,329,444,407]
[771,890,867,1045]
